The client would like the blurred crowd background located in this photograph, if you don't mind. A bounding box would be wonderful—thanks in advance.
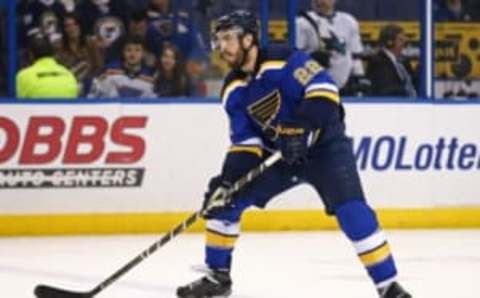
[1,0,480,99]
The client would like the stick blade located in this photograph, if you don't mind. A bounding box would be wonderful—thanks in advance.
[34,285,92,298]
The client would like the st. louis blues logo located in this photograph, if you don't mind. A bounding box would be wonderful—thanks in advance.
[247,89,282,140]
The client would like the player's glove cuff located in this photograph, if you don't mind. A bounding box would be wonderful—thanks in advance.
[202,178,233,219]
[276,120,311,165]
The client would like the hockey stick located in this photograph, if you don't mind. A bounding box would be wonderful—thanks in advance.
[34,151,283,298]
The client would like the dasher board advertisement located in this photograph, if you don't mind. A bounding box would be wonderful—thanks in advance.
[0,102,479,214]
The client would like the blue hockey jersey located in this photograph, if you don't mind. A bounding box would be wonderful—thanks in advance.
[221,48,343,152]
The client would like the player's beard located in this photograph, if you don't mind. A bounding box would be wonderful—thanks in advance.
[224,48,246,71]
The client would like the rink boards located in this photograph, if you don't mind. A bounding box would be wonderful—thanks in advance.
[0,101,479,235]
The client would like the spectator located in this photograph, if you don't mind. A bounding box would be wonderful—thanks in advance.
[16,36,78,98]
[366,24,417,98]
[296,0,366,92]
[59,0,75,12]
[105,9,157,68]
[18,0,69,44]
[198,0,256,18]
[56,12,103,95]
[88,35,155,98]
[434,0,472,22]
[126,0,149,11]
[75,0,131,50]
[467,0,480,20]
[146,0,209,76]
[154,42,194,97]
[17,0,69,67]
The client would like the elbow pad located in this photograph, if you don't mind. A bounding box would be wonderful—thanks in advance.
[296,99,342,129]
[221,146,263,183]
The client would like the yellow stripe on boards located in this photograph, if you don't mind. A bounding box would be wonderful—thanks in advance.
[0,213,205,236]
[1,208,480,236]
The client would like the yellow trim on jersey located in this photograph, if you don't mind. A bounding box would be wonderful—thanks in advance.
[257,60,287,77]
[206,230,238,248]
[229,145,263,157]
[305,90,340,104]
[222,79,248,103]
[359,242,391,267]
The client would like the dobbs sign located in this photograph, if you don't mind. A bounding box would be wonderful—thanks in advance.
[0,116,148,189]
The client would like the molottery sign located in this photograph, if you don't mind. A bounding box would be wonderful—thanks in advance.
[355,136,480,171]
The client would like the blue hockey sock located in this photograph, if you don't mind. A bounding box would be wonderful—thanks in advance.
[335,200,398,288]
[206,246,234,270]
[205,219,240,270]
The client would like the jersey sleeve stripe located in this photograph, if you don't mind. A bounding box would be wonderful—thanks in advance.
[221,79,248,104]
[228,145,263,157]
[306,82,339,94]
[256,61,287,77]
[235,137,264,146]
[305,90,340,104]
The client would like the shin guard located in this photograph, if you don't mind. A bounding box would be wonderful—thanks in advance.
[335,200,398,288]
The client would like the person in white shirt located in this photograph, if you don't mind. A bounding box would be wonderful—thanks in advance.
[88,35,156,98]
[296,0,365,90]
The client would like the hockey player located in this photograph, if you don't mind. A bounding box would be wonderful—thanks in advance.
[296,0,366,91]
[176,10,412,298]
[88,35,155,98]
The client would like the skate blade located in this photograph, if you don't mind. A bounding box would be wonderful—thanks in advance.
[210,289,232,298]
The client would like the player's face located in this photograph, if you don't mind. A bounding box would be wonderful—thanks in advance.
[123,44,144,66]
[214,29,244,69]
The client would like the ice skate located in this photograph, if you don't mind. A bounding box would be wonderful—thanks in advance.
[176,270,232,298]
[379,281,412,298]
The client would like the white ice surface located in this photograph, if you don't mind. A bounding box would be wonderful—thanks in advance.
[1,230,479,297]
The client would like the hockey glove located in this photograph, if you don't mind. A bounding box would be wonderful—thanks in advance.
[277,120,310,165]
[202,176,233,219]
